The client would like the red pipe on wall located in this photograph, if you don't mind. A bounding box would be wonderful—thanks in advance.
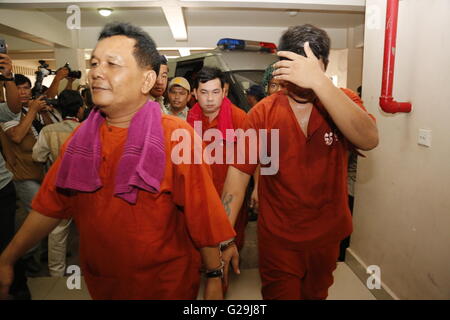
[379,0,412,113]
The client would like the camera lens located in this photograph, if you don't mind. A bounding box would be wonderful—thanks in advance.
[68,70,82,79]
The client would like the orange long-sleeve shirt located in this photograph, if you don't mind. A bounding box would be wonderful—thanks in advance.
[190,104,248,250]
[232,89,375,249]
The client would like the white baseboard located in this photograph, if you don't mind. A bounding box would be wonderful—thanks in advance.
[346,248,400,300]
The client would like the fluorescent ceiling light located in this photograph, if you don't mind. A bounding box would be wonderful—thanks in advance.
[98,8,113,17]
[162,6,187,41]
[178,48,191,57]
[157,47,214,51]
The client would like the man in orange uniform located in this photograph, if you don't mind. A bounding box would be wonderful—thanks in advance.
[187,67,248,281]
[221,24,379,300]
[0,22,235,300]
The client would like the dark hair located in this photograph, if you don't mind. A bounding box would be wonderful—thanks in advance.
[159,55,168,66]
[246,85,266,101]
[14,74,32,87]
[194,67,225,89]
[98,22,160,74]
[357,85,362,97]
[57,90,83,119]
[156,55,168,76]
[278,24,331,69]
[81,88,95,109]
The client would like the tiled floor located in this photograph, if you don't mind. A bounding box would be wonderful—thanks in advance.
[27,262,376,300]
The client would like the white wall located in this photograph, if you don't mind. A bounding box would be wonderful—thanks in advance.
[347,24,365,48]
[351,0,450,299]
[325,48,363,92]
[0,33,51,51]
[347,48,363,92]
[326,49,348,88]
[0,8,72,47]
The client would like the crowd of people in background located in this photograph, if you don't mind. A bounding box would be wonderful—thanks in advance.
[0,60,94,298]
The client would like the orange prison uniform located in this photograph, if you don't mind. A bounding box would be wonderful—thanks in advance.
[232,89,375,300]
[197,104,248,251]
[32,115,235,299]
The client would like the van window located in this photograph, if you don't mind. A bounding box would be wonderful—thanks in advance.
[231,70,265,91]
[228,70,266,111]
[174,58,204,87]
[223,72,244,110]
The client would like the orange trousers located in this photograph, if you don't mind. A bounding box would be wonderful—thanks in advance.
[258,227,340,300]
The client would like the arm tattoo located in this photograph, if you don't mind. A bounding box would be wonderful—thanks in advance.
[221,193,234,217]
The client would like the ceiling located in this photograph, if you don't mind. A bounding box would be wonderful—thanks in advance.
[40,7,364,29]
[0,0,366,62]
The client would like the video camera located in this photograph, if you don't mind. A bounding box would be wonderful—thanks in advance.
[32,60,82,106]
[32,60,58,106]
[64,62,82,79]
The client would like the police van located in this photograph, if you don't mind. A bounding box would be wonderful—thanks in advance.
[167,39,278,111]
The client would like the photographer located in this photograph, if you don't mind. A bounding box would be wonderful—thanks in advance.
[0,53,21,113]
[45,66,68,100]
[0,74,49,275]
[0,52,31,299]
[8,74,60,139]
[45,64,81,100]
[32,90,84,277]
[32,90,83,167]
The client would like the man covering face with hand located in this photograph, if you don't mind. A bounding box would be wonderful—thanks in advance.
[220,24,378,300]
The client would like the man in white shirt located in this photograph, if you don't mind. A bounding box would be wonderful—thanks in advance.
[1,75,50,276]
[32,89,84,277]
[0,52,31,299]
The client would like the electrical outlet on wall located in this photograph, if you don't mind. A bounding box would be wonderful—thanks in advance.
[418,129,432,147]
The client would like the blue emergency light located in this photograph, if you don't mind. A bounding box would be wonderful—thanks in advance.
[217,38,277,53]
[217,38,245,50]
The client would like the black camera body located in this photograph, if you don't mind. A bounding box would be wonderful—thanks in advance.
[32,60,55,99]
[64,62,82,79]
[32,60,58,107]
[43,97,58,107]
[32,61,81,106]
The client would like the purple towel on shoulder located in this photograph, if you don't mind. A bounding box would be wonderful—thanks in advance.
[55,100,165,204]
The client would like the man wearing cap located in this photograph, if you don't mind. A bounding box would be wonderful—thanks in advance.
[262,63,285,96]
[164,77,191,120]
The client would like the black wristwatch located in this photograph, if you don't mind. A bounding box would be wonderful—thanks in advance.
[204,260,225,278]
[205,268,224,278]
